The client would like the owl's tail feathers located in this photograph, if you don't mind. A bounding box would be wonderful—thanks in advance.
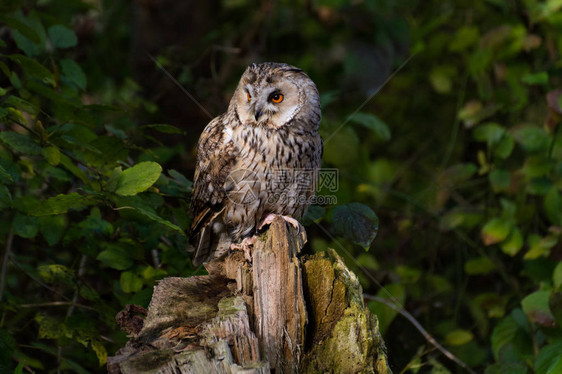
[189,224,232,266]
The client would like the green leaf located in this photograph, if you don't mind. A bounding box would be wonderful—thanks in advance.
[0,131,41,155]
[120,206,184,234]
[10,12,47,57]
[440,163,477,185]
[168,169,193,189]
[473,122,506,145]
[322,126,359,167]
[0,328,15,372]
[60,59,87,90]
[0,185,12,210]
[501,227,523,256]
[524,235,558,260]
[550,292,562,327]
[8,54,54,86]
[0,15,40,43]
[91,339,108,366]
[30,342,89,374]
[367,283,405,335]
[522,290,554,326]
[37,264,75,286]
[491,314,519,360]
[429,66,454,94]
[489,169,511,192]
[42,146,61,166]
[0,163,14,184]
[29,193,90,216]
[554,262,562,292]
[3,95,39,115]
[59,153,89,184]
[465,256,495,275]
[35,314,66,339]
[522,156,551,178]
[79,208,114,238]
[494,134,515,159]
[120,271,143,293]
[396,265,422,283]
[449,26,479,52]
[39,215,67,245]
[481,218,512,246]
[331,203,379,249]
[115,161,162,196]
[47,25,77,49]
[12,213,39,238]
[96,244,133,270]
[142,124,184,134]
[14,362,24,374]
[544,187,562,226]
[485,362,528,374]
[513,126,550,153]
[302,205,326,225]
[12,350,44,370]
[535,339,562,374]
[348,112,391,141]
[445,329,474,346]
[521,72,548,85]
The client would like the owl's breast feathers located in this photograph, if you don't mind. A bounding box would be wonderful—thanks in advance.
[190,115,322,265]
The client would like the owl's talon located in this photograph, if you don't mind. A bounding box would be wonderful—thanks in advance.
[231,236,256,263]
[259,213,300,233]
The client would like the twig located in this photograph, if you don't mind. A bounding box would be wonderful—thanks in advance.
[145,51,214,119]
[20,301,96,311]
[0,227,14,303]
[364,294,476,374]
[323,53,417,145]
[66,255,88,318]
[10,259,70,301]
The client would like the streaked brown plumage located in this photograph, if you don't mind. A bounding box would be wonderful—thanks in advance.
[189,62,322,265]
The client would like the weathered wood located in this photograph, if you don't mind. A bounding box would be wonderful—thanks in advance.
[108,217,390,374]
[251,218,307,373]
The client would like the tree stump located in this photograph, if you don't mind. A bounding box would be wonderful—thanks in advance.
[108,217,391,373]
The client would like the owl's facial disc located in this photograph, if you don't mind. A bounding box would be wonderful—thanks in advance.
[236,72,301,128]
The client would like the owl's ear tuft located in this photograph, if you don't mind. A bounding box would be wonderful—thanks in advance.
[244,70,257,84]
[284,67,303,73]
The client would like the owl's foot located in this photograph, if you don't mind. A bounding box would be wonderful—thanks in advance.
[231,236,256,263]
[259,213,300,232]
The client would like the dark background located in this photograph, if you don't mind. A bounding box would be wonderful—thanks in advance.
[0,0,561,372]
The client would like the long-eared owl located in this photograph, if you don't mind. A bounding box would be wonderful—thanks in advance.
[189,62,322,265]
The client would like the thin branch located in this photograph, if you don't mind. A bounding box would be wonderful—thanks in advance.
[66,255,88,318]
[10,260,70,301]
[20,301,96,312]
[145,51,214,119]
[364,294,476,374]
[323,53,417,145]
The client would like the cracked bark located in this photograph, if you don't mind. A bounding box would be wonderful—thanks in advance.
[108,217,391,374]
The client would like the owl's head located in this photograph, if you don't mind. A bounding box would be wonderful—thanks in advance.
[230,62,321,129]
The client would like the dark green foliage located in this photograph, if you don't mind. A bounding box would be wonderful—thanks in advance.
[0,0,561,372]
[0,2,193,371]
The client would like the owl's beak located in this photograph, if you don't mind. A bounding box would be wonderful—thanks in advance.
[254,104,264,121]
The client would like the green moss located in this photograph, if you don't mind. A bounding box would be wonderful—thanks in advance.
[217,296,247,317]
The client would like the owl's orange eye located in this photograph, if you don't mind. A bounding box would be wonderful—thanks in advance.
[270,93,284,103]
[247,92,251,101]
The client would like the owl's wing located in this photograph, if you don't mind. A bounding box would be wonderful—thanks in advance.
[189,115,238,265]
